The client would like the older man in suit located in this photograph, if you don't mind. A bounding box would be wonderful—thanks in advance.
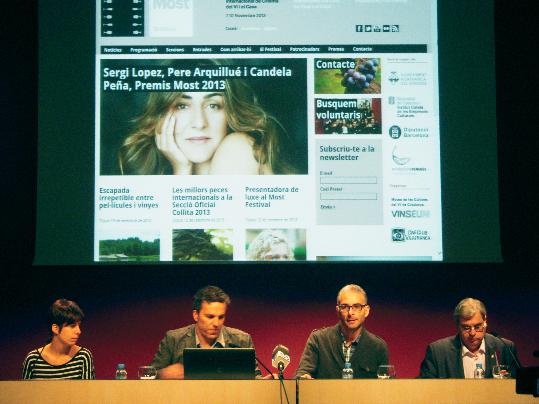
[419,297,520,378]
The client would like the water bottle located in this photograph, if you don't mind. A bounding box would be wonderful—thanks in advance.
[115,363,128,380]
[473,363,485,379]
[342,362,354,379]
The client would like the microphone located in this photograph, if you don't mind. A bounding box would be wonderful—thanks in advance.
[271,345,291,374]
[271,345,292,404]
[490,331,521,369]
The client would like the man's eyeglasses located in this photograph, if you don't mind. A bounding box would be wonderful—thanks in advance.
[459,323,486,333]
[337,303,368,312]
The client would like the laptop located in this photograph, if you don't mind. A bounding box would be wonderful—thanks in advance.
[183,348,256,380]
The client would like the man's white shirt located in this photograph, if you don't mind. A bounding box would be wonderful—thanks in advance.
[461,339,486,378]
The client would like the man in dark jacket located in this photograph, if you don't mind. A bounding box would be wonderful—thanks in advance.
[151,285,261,379]
[295,284,389,379]
[419,297,519,378]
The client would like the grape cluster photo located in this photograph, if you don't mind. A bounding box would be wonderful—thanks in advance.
[341,59,380,93]
[315,57,382,94]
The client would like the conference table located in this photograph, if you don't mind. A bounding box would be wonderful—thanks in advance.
[0,379,534,403]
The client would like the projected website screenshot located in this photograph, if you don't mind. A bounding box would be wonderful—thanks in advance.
[94,0,442,262]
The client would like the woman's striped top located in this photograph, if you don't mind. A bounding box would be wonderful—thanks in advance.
[22,347,95,379]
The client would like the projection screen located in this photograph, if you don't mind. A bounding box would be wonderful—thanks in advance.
[35,0,501,264]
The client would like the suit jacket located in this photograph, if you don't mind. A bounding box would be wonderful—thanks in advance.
[150,324,260,376]
[419,333,519,378]
[295,324,389,379]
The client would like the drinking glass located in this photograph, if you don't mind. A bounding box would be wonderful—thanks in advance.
[492,365,510,379]
[377,365,396,379]
[138,366,157,380]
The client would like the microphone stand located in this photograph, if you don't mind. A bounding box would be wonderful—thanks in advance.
[491,331,522,370]
[255,357,275,379]
[277,363,290,404]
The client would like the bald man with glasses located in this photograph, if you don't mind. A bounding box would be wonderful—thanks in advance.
[295,284,389,379]
[419,297,520,378]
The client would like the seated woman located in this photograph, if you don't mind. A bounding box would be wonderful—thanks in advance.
[119,63,295,176]
[22,299,95,379]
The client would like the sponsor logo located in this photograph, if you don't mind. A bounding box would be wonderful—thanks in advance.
[391,145,428,173]
[389,125,402,139]
[388,71,399,84]
[391,210,430,218]
[392,228,405,242]
[392,145,409,165]
[391,228,431,242]
[403,127,429,138]
[389,126,429,139]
